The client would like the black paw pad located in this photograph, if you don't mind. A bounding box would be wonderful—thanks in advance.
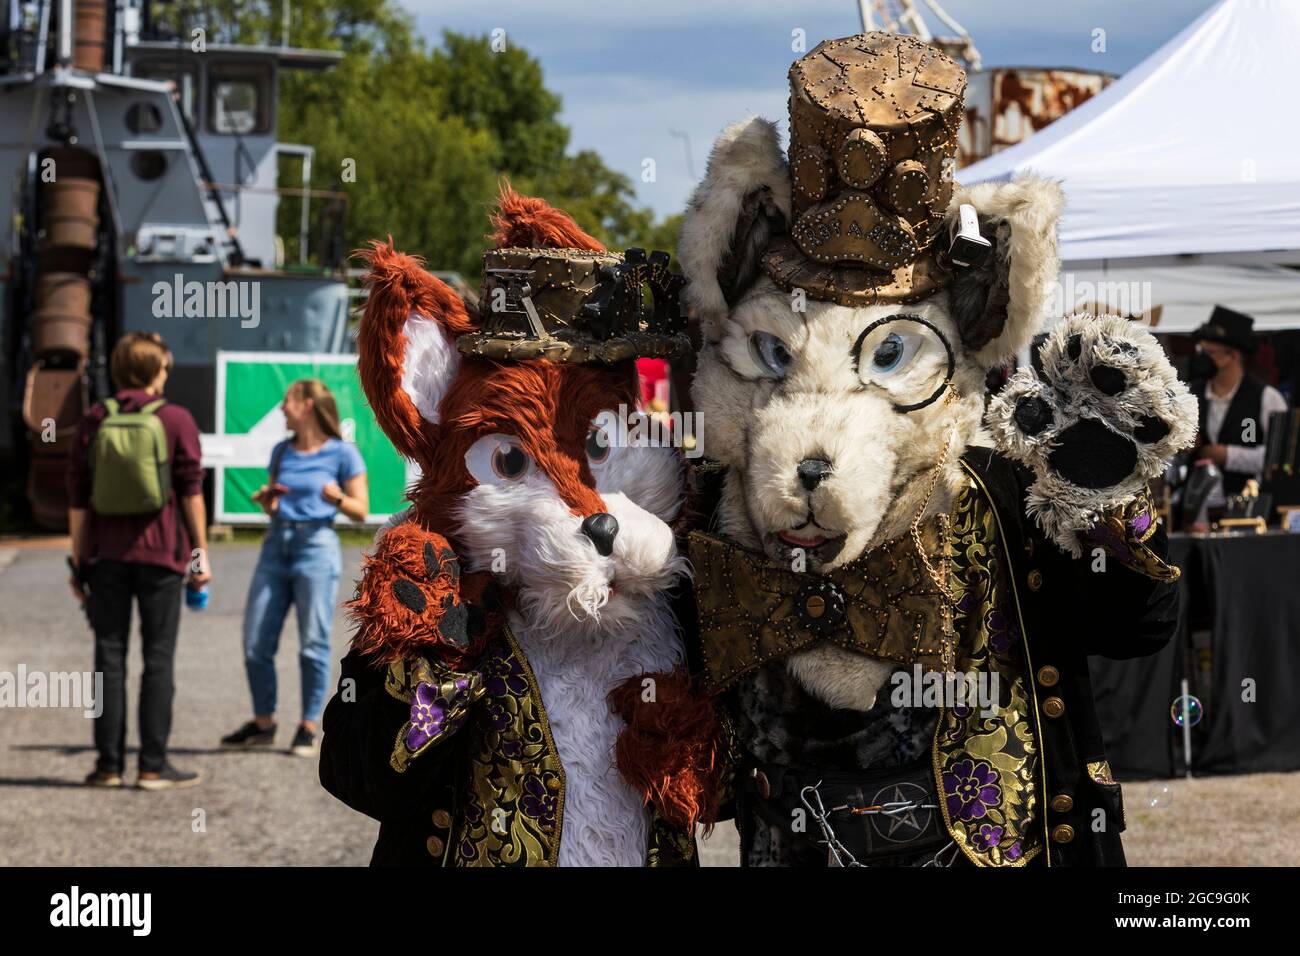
[423,541,460,585]
[1014,396,1054,436]
[439,595,469,648]
[1134,415,1171,444]
[392,578,426,614]
[1089,365,1127,396]
[1047,420,1137,489]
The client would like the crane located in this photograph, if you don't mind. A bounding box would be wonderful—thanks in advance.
[856,0,983,70]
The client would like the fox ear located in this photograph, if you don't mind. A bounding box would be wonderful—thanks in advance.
[355,240,474,464]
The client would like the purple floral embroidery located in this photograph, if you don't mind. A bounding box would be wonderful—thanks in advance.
[483,646,528,698]
[972,823,1004,852]
[943,758,1002,821]
[460,792,484,862]
[404,676,475,752]
[485,699,511,733]
[987,608,1017,655]
[404,682,449,751]
[1130,509,1152,537]
[520,771,559,830]
[1004,840,1023,861]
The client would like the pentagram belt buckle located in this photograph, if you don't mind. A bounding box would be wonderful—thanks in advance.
[749,759,950,865]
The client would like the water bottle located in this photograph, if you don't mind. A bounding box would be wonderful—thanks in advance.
[186,581,209,610]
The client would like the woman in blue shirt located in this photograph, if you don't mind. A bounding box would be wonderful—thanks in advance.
[221,379,369,757]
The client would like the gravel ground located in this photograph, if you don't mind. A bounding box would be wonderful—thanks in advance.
[0,541,1294,867]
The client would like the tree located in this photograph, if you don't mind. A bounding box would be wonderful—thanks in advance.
[262,5,678,276]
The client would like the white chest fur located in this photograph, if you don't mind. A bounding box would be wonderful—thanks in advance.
[509,593,683,867]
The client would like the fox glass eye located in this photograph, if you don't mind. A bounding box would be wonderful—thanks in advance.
[493,443,529,479]
[587,426,611,463]
[465,434,534,485]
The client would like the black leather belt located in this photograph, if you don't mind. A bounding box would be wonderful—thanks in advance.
[743,758,951,865]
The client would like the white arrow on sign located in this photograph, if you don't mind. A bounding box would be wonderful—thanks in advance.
[199,405,290,470]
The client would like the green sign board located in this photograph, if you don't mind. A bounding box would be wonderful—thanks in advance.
[211,351,409,524]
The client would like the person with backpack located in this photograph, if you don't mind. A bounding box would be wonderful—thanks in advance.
[67,331,209,790]
[220,379,368,758]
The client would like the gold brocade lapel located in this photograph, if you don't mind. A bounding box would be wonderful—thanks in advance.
[390,622,697,867]
[930,466,1045,867]
[690,516,954,693]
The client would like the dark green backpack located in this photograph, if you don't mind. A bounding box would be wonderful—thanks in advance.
[89,397,171,515]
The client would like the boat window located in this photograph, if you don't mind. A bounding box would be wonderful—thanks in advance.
[208,64,272,135]
[132,61,198,124]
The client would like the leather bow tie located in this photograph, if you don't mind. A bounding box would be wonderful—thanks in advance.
[690,518,955,692]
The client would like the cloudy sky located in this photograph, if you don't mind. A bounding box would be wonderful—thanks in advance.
[403,0,1219,217]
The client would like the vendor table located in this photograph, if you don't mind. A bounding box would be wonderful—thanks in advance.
[1090,531,1300,778]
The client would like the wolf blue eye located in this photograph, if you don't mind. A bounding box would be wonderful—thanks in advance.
[749,331,793,378]
[872,333,905,372]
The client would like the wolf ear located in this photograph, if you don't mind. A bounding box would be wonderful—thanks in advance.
[945,176,1064,369]
[355,240,474,465]
[677,118,791,342]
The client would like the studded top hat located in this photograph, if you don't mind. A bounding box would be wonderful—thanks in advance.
[458,246,690,364]
[762,32,967,307]
[1192,305,1256,355]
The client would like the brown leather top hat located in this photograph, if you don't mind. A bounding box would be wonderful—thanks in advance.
[459,246,689,364]
[1192,305,1256,354]
[762,32,967,307]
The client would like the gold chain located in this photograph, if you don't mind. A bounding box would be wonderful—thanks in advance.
[909,386,960,669]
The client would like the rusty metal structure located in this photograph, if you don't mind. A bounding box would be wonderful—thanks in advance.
[958,67,1114,166]
[855,1,1113,167]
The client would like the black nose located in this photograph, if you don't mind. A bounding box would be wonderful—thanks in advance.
[796,458,833,492]
[580,512,619,556]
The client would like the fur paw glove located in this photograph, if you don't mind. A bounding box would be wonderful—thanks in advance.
[348,521,502,669]
[986,313,1197,556]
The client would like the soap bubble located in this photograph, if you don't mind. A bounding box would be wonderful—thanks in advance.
[1170,695,1203,727]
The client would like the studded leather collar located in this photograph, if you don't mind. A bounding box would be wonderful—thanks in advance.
[690,517,955,693]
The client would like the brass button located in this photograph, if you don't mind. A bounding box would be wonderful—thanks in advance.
[805,595,826,619]
[1037,666,1060,688]
[426,835,445,857]
[431,809,453,829]
[1027,570,1043,591]
[1051,824,1075,844]
[1050,794,1074,814]
[1042,696,1065,718]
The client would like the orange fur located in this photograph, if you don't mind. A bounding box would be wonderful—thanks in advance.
[609,670,726,832]
[352,191,639,664]
[348,522,498,668]
[491,184,605,252]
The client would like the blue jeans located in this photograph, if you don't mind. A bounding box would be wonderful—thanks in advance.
[242,520,341,724]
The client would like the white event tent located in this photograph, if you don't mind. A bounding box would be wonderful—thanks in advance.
[960,0,1300,332]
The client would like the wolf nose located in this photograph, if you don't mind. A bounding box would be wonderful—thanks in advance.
[581,512,619,556]
[797,458,833,492]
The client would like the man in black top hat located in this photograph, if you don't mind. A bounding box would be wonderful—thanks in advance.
[1189,306,1287,518]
